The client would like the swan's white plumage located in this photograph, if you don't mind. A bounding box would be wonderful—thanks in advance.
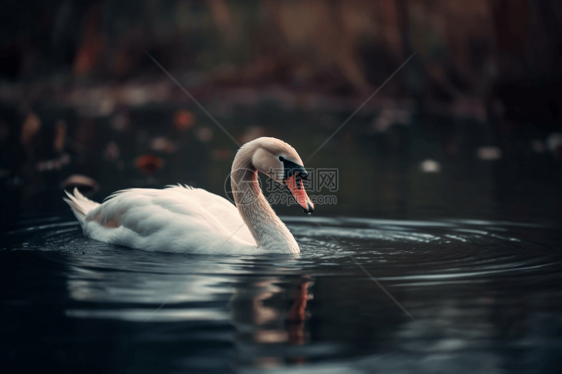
[65,186,259,254]
[64,137,312,254]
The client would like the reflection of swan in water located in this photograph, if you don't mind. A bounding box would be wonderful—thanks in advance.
[229,276,313,343]
[228,275,314,367]
[63,252,313,367]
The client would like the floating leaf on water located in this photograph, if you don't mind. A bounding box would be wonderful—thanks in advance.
[149,137,177,153]
[135,154,164,175]
[53,120,67,152]
[21,112,41,145]
[61,174,99,195]
[37,154,70,172]
[174,109,196,131]
[372,109,412,133]
[420,159,441,173]
[196,127,213,142]
[477,146,502,160]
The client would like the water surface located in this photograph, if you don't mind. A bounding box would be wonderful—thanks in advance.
[2,216,561,373]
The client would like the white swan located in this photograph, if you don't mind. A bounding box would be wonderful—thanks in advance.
[64,137,314,254]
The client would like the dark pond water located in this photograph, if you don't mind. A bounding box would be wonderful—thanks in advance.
[2,216,562,373]
[2,99,562,373]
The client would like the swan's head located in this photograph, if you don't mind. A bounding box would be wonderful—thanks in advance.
[246,137,314,214]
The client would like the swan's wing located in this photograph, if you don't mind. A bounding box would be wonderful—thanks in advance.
[164,185,255,244]
[82,188,256,253]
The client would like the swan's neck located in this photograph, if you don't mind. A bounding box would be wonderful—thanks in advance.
[231,157,299,253]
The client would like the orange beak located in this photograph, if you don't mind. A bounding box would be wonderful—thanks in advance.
[284,174,314,214]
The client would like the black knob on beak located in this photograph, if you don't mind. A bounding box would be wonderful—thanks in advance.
[302,202,314,215]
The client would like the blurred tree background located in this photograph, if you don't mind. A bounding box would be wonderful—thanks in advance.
[1,0,561,229]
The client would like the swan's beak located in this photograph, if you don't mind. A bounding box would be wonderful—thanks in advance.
[284,174,314,215]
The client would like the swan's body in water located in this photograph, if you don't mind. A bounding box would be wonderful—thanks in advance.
[64,137,314,254]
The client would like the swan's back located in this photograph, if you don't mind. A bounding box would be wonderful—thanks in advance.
[64,186,257,253]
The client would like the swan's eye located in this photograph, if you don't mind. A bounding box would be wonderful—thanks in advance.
[278,156,285,161]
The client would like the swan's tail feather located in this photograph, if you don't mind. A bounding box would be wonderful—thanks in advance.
[63,188,99,223]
